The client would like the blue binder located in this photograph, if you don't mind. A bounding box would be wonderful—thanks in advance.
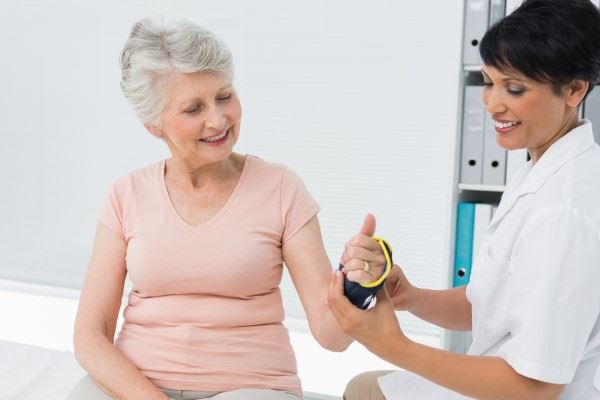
[453,202,475,287]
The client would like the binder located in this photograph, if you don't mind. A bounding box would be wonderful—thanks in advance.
[505,0,523,15]
[449,203,493,354]
[584,86,600,145]
[505,149,529,184]
[453,202,475,287]
[460,86,485,184]
[463,0,490,66]
[482,113,507,185]
[489,0,506,26]
[472,203,493,261]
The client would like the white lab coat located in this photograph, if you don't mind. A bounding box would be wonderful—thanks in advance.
[379,121,600,399]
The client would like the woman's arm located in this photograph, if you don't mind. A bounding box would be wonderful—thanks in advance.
[282,215,354,352]
[328,275,565,400]
[73,222,168,400]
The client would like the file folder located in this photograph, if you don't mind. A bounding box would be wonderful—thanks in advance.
[460,86,485,184]
[489,0,506,26]
[453,202,475,287]
[482,113,507,185]
[463,0,490,65]
[472,203,493,261]
[505,0,523,15]
[584,86,600,145]
[505,149,529,184]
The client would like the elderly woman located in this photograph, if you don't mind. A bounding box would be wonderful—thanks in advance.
[67,19,385,400]
[330,0,600,399]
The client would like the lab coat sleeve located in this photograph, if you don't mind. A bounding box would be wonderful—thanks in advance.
[497,205,600,384]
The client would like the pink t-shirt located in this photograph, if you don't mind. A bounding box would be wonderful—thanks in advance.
[98,155,319,394]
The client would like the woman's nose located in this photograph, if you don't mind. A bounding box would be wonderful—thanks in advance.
[204,104,226,130]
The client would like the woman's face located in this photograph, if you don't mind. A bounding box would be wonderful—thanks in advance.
[481,65,582,163]
[152,71,242,167]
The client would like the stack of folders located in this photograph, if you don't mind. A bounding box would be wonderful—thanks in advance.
[463,0,519,67]
[584,86,600,145]
[464,0,599,67]
[461,86,530,186]
[453,202,497,287]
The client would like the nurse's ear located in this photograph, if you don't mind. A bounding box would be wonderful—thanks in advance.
[562,79,590,109]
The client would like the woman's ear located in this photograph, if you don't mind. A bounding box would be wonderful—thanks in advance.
[144,123,162,139]
[565,79,590,108]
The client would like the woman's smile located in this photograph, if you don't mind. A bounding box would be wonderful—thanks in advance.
[199,129,230,146]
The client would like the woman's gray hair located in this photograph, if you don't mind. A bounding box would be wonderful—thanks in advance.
[120,18,234,125]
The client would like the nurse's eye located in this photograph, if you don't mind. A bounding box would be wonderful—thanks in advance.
[507,86,525,96]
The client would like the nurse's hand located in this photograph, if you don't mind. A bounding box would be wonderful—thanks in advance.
[385,264,418,311]
[340,213,387,285]
[328,270,409,357]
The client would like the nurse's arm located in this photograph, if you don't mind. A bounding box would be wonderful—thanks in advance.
[329,275,564,400]
[388,341,565,400]
[386,265,472,330]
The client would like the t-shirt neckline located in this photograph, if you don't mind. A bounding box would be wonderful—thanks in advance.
[159,155,251,229]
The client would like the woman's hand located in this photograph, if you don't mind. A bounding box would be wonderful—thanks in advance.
[328,270,410,358]
[340,213,388,285]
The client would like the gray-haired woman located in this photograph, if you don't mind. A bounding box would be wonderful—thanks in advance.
[67,19,386,400]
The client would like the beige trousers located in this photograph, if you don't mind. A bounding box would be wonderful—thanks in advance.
[67,375,303,400]
[343,370,394,400]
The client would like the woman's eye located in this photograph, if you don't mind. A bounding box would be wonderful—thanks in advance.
[184,106,200,113]
[217,95,231,102]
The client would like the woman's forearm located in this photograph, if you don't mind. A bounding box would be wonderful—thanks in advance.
[314,306,354,352]
[406,286,472,331]
[74,330,168,400]
[382,340,563,400]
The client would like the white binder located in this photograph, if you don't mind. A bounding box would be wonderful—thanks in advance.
[506,149,529,184]
[460,86,486,184]
[489,0,506,26]
[584,86,600,145]
[463,0,490,66]
[505,0,523,15]
[482,113,507,185]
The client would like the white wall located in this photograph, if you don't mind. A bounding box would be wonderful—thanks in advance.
[0,0,463,335]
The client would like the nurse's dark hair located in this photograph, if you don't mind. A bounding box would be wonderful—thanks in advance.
[479,0,600,99]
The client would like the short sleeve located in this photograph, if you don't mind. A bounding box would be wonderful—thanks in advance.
[497,205,600,383]
[98,180,126,240]
[280,166,320,243]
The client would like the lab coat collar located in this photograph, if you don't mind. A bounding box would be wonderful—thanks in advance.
[490,120,596,227]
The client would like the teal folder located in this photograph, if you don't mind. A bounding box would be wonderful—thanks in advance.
[453,202,475,287]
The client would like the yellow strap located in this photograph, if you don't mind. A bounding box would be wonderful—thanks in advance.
[359,236,393,288]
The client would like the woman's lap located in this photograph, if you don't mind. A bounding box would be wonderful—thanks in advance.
[66,375,302,400]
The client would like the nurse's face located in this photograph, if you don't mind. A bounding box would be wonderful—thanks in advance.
[481,65,586,163]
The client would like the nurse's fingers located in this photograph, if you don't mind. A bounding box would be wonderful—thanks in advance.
[328,271,362,328]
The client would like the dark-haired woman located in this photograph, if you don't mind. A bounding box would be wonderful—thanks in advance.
[330,0,600,399]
